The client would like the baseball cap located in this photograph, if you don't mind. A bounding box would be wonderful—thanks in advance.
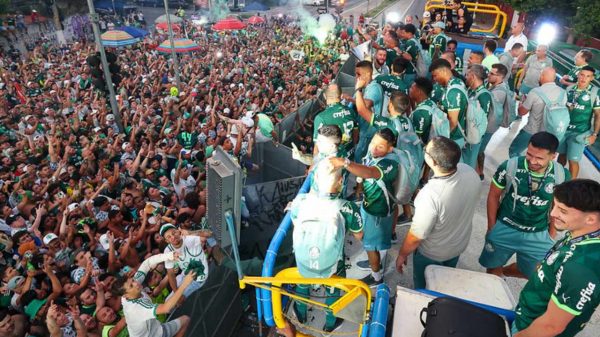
[164,128,173,135]
[121,142,131,151]
[67,203,80,213]
[241,116,254,128]
[43,233,59,246]
[24,298,47,320]
[7,275,25,291]
[106,114,115,121]
[99,233,111,250]
[159,224,177,237]
[433,21,446,29]
[423,11,431,18]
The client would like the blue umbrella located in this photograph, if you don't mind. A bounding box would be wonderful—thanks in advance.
[117,26,149,39]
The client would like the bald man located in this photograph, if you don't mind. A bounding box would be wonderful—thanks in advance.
[509,67,567,157]
[505,22,528,53]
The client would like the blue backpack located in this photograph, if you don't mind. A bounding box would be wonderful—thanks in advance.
[292,195,346,278]
[492,83,518,128]
[535,88,570,142]
[449,84,488,144]
[422,104,451,139]
[393,116,425,170]
[410,38,432,77]
[374,147,421,207]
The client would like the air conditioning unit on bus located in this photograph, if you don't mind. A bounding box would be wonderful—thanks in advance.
[206,147,242,248]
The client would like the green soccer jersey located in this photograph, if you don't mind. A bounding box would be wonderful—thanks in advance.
[371,114,410,137]
[362,153,398,217]
[566,85,600,133]
[492,157,571,232]
[177,131,198,149]
[385,48,398,67]
[313,103,357,157]
[429,33,448,59]
[514,233,600,337]
[402,38,420,75]
[375,74,409,96]
[431,83,445,105]
[442,77,468,141]
[412,99,436,143]
[562,64,600,83]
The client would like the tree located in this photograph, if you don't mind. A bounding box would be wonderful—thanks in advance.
[0,0,10,14]
[504,0,598,38]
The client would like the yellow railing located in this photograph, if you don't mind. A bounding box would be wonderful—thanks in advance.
[424,0,508,38]
[240,267,373,336]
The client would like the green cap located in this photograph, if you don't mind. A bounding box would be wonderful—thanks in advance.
[25,298,47,320]
[159,224,177,237]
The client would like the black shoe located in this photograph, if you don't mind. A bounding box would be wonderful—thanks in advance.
[323,318,344,333]
[359,274,382,286]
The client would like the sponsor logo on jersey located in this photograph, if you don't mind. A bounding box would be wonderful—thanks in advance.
[576,282,596,310]
[546,251,559,265]
[510,192,550,207]
[554,265,564,293]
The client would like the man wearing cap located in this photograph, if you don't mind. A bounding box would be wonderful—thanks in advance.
[161,224,212,298]
[171,157,196,200]
[44,231,74,268]
[428,22,448,60]
[291,161,363,332]
[112,251,195,337]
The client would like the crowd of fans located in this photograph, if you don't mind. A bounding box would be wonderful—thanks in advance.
[0,11,349,337]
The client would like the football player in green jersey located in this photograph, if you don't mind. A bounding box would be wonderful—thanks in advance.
[313,84,358,159]
[559,49,594,87]
[329,128,399,285]
[513,179,600,337]
[558,66,600,178]
[430,59,468,148]
[479,132,571,279]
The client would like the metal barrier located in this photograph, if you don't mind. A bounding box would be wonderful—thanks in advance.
[368,284,391,337]
[258,173,313,327]
[424,0,508,37]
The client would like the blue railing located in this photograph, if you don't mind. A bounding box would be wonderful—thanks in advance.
[257,172,313,327]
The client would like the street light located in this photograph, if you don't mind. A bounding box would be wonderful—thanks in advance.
[536,22,558,46]
[386,12,401,24]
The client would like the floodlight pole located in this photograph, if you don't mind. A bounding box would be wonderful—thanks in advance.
[86,0,123,132]
[164,0,182,89]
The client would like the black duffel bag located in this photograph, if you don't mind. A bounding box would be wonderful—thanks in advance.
[420,297,508,337]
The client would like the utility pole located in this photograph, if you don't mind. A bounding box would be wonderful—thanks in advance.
[163,0,182,89]
[86,0,123,132]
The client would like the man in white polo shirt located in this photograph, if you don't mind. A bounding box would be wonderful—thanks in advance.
[395,136,480,288]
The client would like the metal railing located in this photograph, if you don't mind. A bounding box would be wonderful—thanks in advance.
[424,0,508,37]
